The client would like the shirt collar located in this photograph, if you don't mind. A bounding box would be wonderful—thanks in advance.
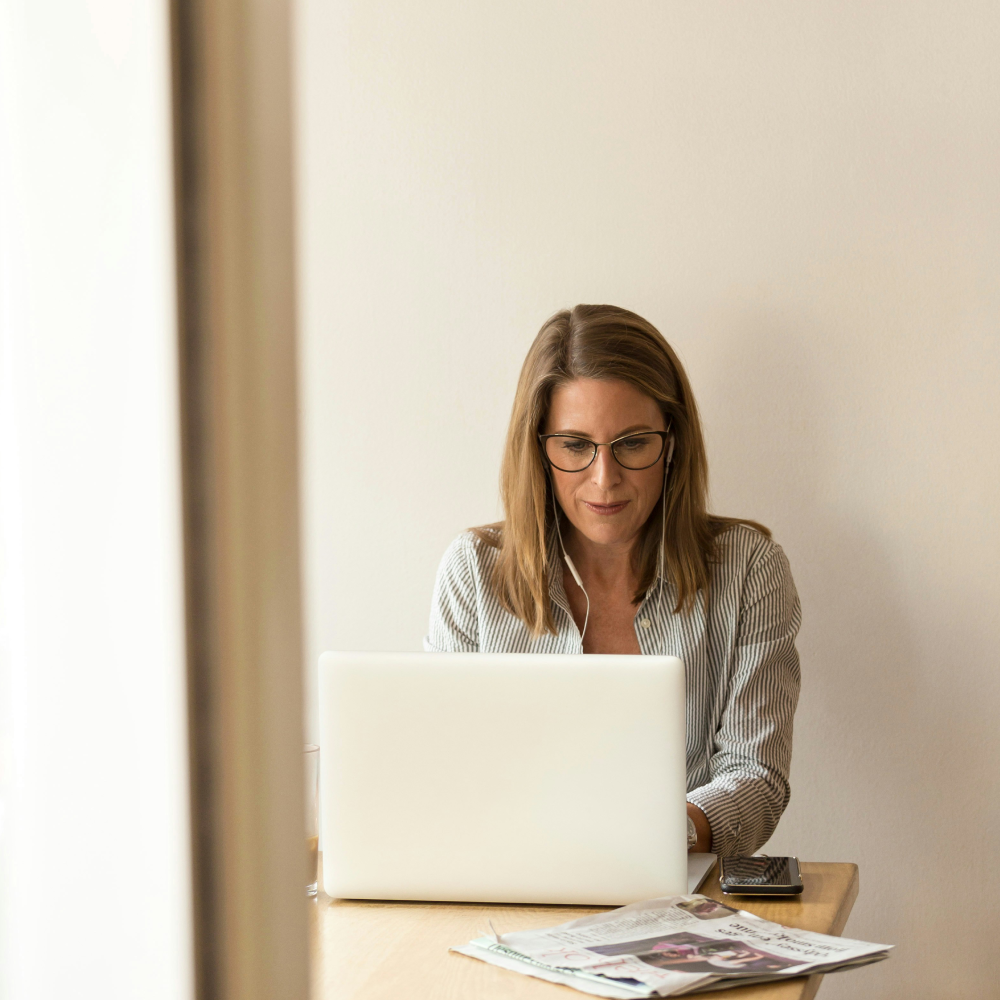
[545,525,574,616]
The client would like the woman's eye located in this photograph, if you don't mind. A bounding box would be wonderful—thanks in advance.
[619,435,650,450]
[560,439,590,453]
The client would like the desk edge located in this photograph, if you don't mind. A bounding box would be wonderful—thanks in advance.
[826,863,859,937]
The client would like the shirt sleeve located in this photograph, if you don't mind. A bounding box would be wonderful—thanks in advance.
[423,534,482,652]
[686,543,802,856]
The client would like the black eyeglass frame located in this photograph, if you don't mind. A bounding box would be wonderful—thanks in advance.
[538,430,671,473]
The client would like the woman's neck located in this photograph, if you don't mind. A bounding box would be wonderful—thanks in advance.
[562,525,638,592]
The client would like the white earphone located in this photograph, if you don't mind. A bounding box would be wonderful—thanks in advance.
[550,430,675,650]
[656,434,676,645]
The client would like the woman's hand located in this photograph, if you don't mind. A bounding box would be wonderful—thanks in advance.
[687,802,712,853]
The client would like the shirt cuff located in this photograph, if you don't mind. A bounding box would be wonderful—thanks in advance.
[687,782,742,858]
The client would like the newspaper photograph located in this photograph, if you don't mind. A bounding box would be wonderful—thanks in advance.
[453,894,891,997]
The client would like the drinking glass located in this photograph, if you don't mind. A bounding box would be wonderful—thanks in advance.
[304,744,319,896]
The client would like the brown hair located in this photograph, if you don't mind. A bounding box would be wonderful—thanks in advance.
[473,304,768,636]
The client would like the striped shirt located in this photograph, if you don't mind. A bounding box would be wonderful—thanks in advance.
[424,523,802,857]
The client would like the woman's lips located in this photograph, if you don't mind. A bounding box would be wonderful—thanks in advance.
[582,500,630,516]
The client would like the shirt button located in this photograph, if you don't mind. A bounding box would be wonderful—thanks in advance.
[640,618,652,629]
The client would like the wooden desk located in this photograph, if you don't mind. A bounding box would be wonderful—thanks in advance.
[313,862,859,1000]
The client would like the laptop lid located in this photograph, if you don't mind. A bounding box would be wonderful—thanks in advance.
[319,651,689,905]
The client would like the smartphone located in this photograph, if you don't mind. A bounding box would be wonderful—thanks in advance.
[719,856,803,896]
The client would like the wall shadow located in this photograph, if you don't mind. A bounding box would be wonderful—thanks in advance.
[697,309,998,999]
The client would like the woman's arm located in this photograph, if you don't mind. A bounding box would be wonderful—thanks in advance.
[686,544,802,856]
[687,802,712,852]
[424,534,482,652]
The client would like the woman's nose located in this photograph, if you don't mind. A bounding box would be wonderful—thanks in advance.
[590,445,622,487]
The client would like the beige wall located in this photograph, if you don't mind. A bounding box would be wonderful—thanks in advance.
[296,3,1000,996]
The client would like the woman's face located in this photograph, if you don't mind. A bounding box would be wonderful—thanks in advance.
[544,378,668,552]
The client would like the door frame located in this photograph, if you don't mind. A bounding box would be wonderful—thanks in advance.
[171,1,309,996]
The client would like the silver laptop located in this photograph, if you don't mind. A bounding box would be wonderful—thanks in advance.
[318,651,715,905]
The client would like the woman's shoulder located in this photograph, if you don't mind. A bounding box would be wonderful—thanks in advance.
[436,525,503,579]
[710,519,791,577]
[710,520,799,620]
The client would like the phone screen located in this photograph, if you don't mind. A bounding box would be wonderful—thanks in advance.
[723,856,799,886]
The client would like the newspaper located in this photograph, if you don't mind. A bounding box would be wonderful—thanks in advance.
[453,894,891,997]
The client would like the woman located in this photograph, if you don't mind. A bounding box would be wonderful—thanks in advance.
[425,304,801,857]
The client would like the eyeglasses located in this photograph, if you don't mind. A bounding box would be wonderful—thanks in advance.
[539,431,670,473]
